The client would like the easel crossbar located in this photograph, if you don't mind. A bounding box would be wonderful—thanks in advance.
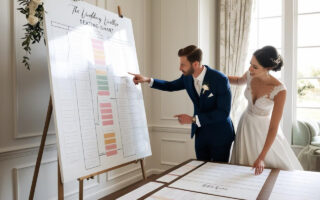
[78,159,145,181]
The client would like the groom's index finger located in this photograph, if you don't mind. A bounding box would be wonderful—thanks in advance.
[128,72,137,76]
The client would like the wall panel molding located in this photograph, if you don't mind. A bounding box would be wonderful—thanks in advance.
[107,163,141,181]
[13,158,100,200]
[85,168,164,199]
[161,138,187,143]
[151,125,190,134]
[13,158,58,200]
[0,142,56,161]
[160,137,187,166]
[12,0,54,140]
[0,125,186,159]
[158,0,198,121]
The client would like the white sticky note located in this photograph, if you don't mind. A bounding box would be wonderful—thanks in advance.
[116,182,164,200]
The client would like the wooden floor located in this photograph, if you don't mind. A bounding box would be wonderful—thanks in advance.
[99,160,197,200]
[99,174,158,200]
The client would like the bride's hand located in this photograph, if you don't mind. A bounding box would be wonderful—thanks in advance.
[252,158,265,175]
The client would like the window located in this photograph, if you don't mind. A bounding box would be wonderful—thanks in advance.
[246,0,282,79]
[246,0,320,141]
[246,0,320,139]
[296,0,320,120]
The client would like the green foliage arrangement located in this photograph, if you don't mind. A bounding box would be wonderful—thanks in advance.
[17,0,45,70]
[17,0,80,70]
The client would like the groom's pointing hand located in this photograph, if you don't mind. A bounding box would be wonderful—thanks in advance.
[128,72,151,85]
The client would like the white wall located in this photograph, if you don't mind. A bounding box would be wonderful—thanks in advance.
[199,0,218,68]
[0,0,156,199]
[0,0,218,199]
[147,0,217,171]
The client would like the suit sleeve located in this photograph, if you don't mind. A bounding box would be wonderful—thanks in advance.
[197,76,231,126]
[151,74,185,92]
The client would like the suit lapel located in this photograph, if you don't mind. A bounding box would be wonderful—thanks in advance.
[199,66,210,109]
[188,77,200,107]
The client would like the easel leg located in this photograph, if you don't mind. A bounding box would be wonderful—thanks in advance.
[140,159,146,180]
[29,97,53,200]
[79,179,84,200]
[58,159,64,200]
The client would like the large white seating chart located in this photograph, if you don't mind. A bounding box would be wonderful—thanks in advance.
[269,170,320,200]
[170,162,271,200]
[44,0,151,182]
[147,187,232,200]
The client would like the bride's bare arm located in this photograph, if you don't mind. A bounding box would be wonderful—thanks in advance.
[259,90,286,161]
[228,72,247,85]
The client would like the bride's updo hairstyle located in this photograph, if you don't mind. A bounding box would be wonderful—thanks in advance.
[253,46,283,72]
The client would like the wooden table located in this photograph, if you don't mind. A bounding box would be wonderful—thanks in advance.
[100,159,280,200]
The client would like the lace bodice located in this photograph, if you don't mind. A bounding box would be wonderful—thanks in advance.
[244,71,286,116]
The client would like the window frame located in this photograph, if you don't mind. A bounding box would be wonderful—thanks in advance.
[283,0,320,141]
[245,0,320,142]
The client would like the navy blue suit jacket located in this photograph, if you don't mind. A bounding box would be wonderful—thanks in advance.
[152,65,235,146]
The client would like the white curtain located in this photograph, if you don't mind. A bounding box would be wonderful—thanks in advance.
[219,0,253,126]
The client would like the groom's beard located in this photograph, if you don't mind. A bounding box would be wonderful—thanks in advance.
[182,67,194,76]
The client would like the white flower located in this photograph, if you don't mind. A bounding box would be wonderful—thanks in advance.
[28,1,38,11]
[27,15,39,26]
[32,0,42,6]
[202,84,209,92]
[29,9,36,16]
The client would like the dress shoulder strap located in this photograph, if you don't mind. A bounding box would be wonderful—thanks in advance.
[270,84,287,99]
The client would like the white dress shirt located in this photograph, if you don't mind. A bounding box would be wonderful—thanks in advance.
[193,66,207,96]
[192,66,206,127]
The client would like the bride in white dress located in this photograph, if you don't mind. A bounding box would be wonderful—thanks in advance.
[229,46,303,175]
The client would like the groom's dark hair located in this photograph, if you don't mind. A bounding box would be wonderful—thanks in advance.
[178,45,202,64]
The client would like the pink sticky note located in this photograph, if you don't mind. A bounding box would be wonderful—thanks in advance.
[101,109,112,114]
[95,60,105,66]
[103,120,113,126]
[106,150,117,156]
[100,103,111,108]
[98,91,110,96]
[105,144,117,151]
[91,39,103,45]
[92,43,104,49]
[102,114,113,120]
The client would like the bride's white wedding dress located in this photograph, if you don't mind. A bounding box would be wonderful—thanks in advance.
[230,72,303,170]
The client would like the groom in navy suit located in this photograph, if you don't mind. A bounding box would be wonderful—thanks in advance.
[129,45,235,162]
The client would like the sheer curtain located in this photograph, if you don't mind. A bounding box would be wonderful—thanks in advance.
[219,0,254,127]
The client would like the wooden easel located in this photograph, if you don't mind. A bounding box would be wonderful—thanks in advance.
[78,158,146,200]
[29,6,147,200]
[29,96,64,200]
